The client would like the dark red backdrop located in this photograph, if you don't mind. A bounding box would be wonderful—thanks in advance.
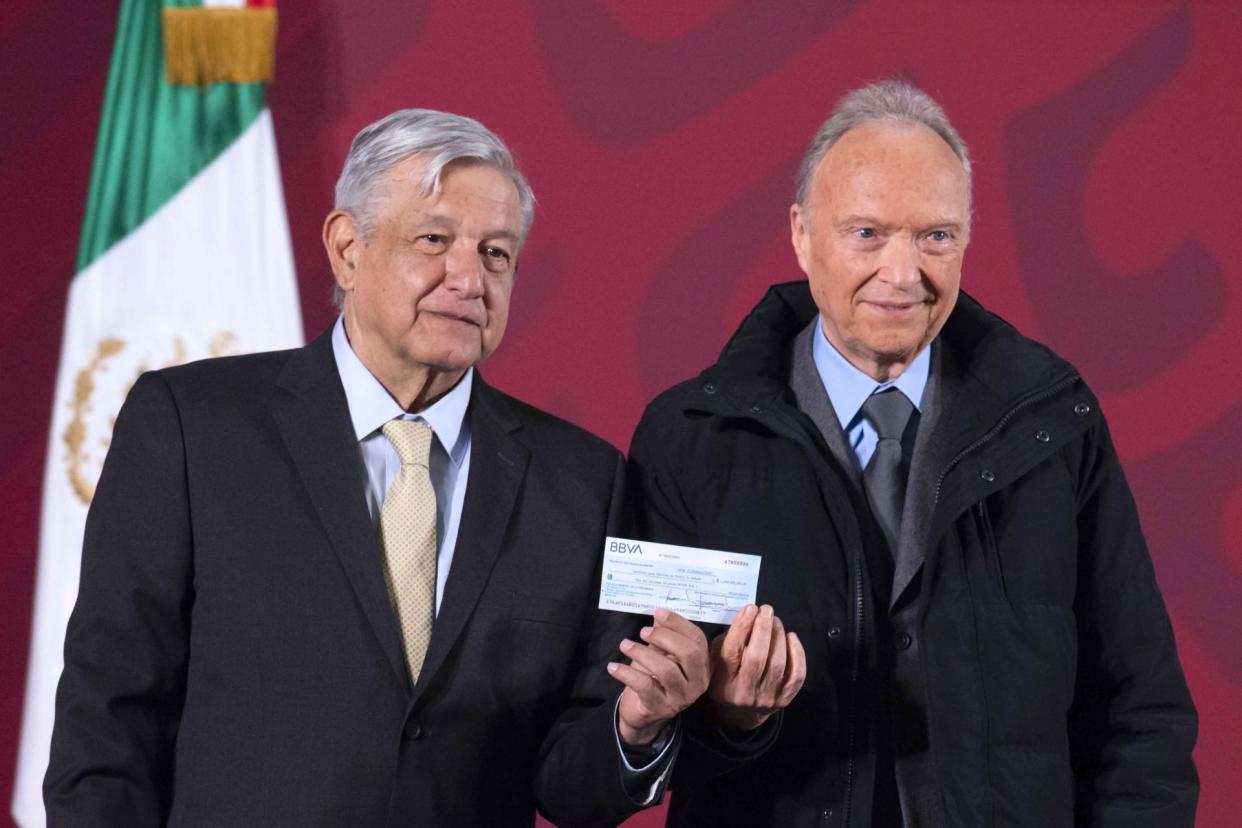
[2,2,1239,825]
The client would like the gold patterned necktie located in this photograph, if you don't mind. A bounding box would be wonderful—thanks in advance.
[379,419,437,683]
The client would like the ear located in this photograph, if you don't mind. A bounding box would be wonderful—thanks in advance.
[323,209,362,292]
[790,202,812,275]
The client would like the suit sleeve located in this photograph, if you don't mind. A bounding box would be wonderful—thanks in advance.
[1066,417,1198,826]
[533,450,672,827]
[626,405,780,790]
[44,372,193,827]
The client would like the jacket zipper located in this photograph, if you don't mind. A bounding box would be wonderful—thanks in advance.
[932,373,1079,505]
[842,541,863,828]
[751,401,864,827]
[972,500,1011,606]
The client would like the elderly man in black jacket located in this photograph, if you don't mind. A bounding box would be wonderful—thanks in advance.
[629,80,1198,826]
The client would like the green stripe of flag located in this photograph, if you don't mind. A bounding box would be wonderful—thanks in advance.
[76,0,267,273]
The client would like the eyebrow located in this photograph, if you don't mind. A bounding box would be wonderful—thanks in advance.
[485,230,521,245]
[411,213,520,243]
[833,215,888,231]
[834,215,966,232]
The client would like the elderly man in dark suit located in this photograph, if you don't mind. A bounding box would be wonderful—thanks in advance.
[629,80,1197,826]
[44,109,715,827]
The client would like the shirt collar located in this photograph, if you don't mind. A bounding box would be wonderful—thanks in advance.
[331,316,472,468]
[811,319,930,432]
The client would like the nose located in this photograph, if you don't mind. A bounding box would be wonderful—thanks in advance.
[443,240,484,297]
[878,236,922,288]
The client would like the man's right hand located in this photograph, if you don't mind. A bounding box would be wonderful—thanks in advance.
[610,607,711,747]
[705,604,805,732]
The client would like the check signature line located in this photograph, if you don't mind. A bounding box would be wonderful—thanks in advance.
[662,588,744,613]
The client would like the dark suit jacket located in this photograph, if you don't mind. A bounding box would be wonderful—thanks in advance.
[45,328,650,827]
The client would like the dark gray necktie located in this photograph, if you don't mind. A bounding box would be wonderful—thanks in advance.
[861,388,914,557]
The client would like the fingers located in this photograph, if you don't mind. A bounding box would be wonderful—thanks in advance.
[642,612,709,683]
[609,624,712,742]
[737,605,775,686]
[757,615,788,699]
[607,660,661,698]
[703,606,805,732]
[652,606,694,630]
[620,637,684,689]
[611,605,803,742]
[651,608,709,648]
[718,604,758,667]
[776,631,806,708]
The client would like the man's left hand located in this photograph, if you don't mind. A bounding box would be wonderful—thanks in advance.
[704,603,806,733]
[608,608,710,747]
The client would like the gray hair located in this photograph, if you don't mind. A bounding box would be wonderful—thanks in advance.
[331,109,535,308]
[795,79,971,208]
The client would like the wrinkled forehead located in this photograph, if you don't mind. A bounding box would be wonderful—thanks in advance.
[813,122,971,222]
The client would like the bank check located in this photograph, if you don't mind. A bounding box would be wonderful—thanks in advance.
[598,537,762,625]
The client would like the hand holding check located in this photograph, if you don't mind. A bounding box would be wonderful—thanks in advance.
[705,603,805,732]
[608,608,710,747]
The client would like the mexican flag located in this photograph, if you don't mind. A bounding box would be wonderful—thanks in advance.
[11,1,302,824]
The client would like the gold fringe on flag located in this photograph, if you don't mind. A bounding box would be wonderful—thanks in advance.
[162,7,277,87]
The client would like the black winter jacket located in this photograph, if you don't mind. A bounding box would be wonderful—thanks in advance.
[629,282,1197,827]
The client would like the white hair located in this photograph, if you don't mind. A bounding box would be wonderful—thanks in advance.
[795,79,971,208]
[331,109,535,308]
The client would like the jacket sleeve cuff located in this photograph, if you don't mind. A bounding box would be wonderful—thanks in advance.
[684,701,782,762]
[613,695,681,805]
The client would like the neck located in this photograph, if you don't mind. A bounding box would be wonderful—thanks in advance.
[819,319,914,383]
[393,369,466,413]
[859,360,906,384]
[342,316,466,412]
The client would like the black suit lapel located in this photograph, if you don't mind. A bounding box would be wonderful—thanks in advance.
[272,330,410,693]
[413,373,529,703]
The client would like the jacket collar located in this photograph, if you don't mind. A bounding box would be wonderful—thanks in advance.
[701,280,1077,419]
[698,282,1087,611]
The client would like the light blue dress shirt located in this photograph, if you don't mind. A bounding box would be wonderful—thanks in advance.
[331,317,671,793]
[811,321,930,471]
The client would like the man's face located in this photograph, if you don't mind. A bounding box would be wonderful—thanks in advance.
[328,156,522,400]
[790,121,970,381]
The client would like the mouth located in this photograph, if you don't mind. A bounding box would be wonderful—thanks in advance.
[424,310,482,328]
[861,299,927,315]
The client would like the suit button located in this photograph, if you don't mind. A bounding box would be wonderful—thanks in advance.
[896,633,913,650]
[404,718,423,740]
[827,626,842,639]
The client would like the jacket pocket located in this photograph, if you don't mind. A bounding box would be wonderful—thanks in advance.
[509,591,580,628]
[972,498,1010,603]
[505,593,581,718]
